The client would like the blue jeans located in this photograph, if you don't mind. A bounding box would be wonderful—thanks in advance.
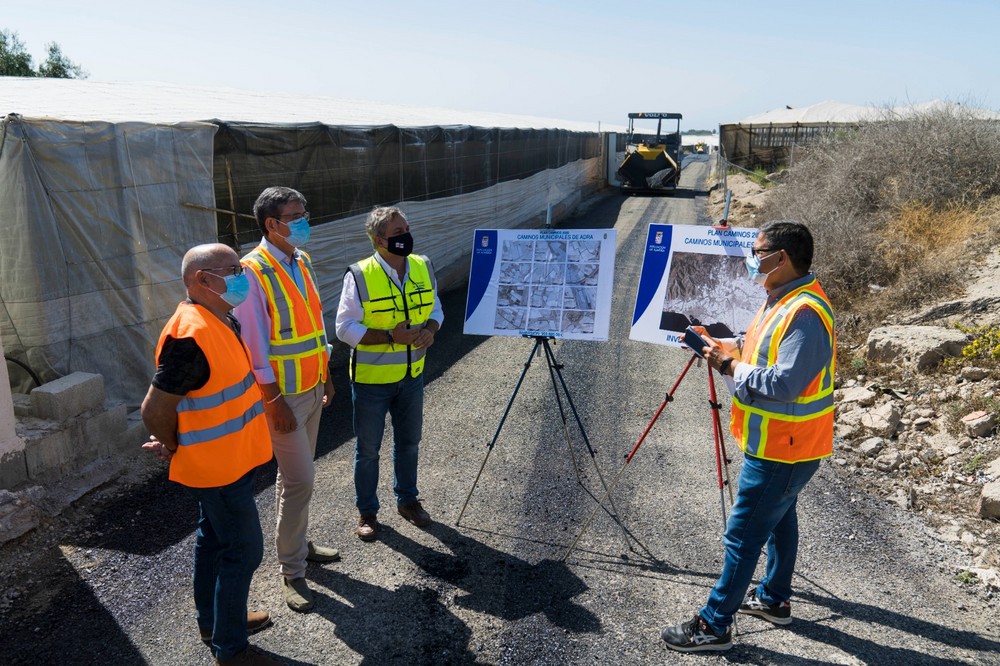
[700,454,820,634]
[352,375,424,514]
[186,469,264,660]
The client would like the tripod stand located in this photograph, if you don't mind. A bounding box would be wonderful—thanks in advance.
[562,352,737,562]
[456,336,630,548]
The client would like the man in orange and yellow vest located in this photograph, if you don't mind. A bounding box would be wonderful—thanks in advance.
[335,206,442,542]
[662,221,835,653]
[141,243,280,666]
[233,187,339,614]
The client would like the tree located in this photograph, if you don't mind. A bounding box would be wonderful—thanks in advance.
[0,29,88,79]
[0,29,34,77]
[37,42,87,79]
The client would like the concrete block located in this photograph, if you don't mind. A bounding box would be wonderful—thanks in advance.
[120,409,149,455]
[0,449,28,490]
[35,459,125,517]
[23,429,74,482]
[11,394,32,418]
[30,372,105,423]
[66,419,98,470]
[81,404,128,459]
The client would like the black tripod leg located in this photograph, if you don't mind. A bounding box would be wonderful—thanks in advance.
[456,338,541,525]
[541,339,584,484]
[542,339,634,552]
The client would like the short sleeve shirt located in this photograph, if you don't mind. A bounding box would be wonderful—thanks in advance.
[151,310,242,396]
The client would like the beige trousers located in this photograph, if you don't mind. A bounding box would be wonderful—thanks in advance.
[271,382,324,580]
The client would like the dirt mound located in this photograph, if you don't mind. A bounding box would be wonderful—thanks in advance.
[706,174,771,226]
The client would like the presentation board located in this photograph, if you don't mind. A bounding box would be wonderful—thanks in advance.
[630,224,761,347]
[464,228,617,340]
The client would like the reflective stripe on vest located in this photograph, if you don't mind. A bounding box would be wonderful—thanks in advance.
[730,278,836,463]
[349,254,436,384]
[242,246,329,395]
[156,302,272,489]
[178,400,266,447]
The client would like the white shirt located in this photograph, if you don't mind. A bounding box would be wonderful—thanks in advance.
[335,252,444,348]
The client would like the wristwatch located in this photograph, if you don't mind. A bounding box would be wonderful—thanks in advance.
[384,330,394,346]
[719,358,734,375]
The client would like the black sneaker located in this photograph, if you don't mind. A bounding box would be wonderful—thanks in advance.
[739,589,792,625]
[661,614,732,652]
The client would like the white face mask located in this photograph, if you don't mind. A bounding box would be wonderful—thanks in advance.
[745,250,781,285]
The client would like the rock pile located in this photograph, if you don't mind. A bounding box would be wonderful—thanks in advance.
[833,324,1000,592]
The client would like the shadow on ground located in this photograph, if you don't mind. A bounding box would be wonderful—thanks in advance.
[0,193,630,664]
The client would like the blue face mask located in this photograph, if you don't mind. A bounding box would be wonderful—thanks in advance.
[283,217,311,247]
[745,250,780,285]
[208,272,250,308]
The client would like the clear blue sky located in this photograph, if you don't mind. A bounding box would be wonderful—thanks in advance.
[5,0,998,131]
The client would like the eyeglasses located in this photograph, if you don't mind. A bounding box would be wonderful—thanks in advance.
[202,265,245,277]
[274,211,310,223]
[750,246,781,258]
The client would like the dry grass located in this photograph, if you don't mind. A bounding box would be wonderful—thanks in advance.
[878,202,981,266]
[871,198,1000,312]
[762,103,1000,343]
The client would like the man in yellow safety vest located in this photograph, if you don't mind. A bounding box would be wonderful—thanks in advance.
[335,206,443,542]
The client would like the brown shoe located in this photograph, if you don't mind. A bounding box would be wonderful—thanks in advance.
[306,541,341,563]
[200,610,272,645]
[397,501,432,527]
[356,513,378,542]
[215,645,282,665]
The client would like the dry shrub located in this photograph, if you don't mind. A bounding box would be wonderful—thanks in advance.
[877,198,1000,310]
[762,102,1000,337]
[879,202,980,262]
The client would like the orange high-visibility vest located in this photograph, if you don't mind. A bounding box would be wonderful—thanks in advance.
[348,254,436,384]
[157,302,272,488]
[242,246,329,395]
[730,277,835,463]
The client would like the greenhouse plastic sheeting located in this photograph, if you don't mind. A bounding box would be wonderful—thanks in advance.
[1,114,602,405]
[212,122,601,247]
[0,116,218,401]
[296,156,603,319]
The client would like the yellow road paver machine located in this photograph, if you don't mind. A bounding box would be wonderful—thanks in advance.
[617,112,683,195]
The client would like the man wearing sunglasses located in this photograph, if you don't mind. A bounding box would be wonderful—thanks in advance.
[335,206,442,542]
[661,221,835,653]
[234,187,339,614]
[141,243,279,665]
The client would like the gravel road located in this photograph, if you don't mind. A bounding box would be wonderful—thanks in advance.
[2,155,998,665]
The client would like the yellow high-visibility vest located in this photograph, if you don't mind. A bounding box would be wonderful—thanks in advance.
[348,254,436,384]
[242,246,329,395]
[731,278,835,463]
